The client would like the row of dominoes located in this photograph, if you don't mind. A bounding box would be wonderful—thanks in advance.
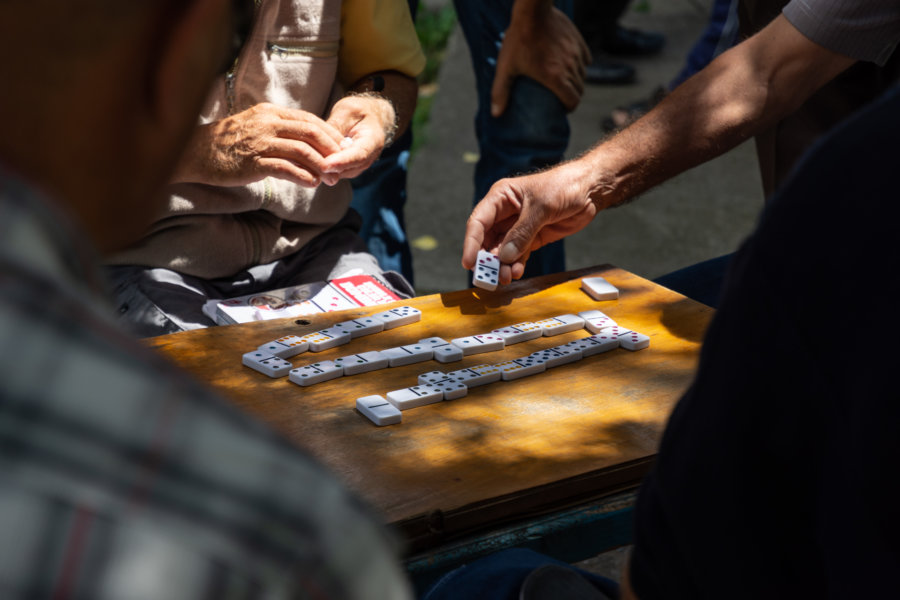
[244,309,632,381]
[356,325,650,426]
[241,306,422,377]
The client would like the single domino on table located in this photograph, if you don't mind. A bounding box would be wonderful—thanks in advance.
[334,351,389,375]
[332,316,385,339]
[491,321,543,345]
[534,314,585,336]
[582,277,619,301]
[417,337,464,363]
[577,310,617,334]
[450,334,505,356]
[446,364,502,387]
[372,305,421,330]
[472,249,501,291]
[289,361,343,386]
[257,335,309,359]
[617,329,651,351]
[356,395,402,426]
[496,355,547,381]
[303,327,351,352]
[382,343,434,367]
[242,351,292,378]
[386,384,444,410]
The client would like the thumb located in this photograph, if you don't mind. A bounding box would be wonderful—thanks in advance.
[498,209,542,264]
[491,51,517,118]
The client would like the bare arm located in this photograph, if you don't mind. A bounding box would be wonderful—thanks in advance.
[463,14,856,281]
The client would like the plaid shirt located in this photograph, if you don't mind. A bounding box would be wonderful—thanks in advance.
[0,168,411,599]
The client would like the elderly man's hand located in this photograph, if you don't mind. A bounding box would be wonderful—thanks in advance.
[462,161,598,284]
[172,103,345,187]
[491,2,591,117]
[320,94,396,185]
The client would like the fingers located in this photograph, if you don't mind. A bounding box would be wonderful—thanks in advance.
[491,41,518,118]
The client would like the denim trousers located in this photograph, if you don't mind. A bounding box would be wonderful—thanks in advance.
[453,0,573,278]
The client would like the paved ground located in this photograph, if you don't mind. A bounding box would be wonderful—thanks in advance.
[406,0,764,295]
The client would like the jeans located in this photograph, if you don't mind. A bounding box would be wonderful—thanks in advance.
[668,0,739,90]
[454,0,573,278]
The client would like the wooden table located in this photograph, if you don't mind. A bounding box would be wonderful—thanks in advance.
[147,264,712,556]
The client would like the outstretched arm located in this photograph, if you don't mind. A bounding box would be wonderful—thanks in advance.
[463,14,855,282]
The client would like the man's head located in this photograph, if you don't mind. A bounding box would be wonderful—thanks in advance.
[0,0,251,251]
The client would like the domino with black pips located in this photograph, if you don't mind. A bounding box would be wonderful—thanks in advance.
[372,305,421,329]
[333,351,389,375]
[242,350,293,378]
[332,316,385,339]
[356,395,402,426]
[382,343,434,367]
[386,384,444,410]
[289,361,343,386]
[496,355,547,381]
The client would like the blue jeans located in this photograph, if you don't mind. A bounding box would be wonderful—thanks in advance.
[668,0,739,90]
[454,0,573,278]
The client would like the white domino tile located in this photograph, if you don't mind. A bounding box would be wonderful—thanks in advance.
[288,361,343,386]
[446,364,502,387]
[618,329,651,351]
[581,277,619,301]
[496,356,547,381]
[303,327,351,352]
[587,330,621,353]
[242,351,293,378]
[332,316,385,338]
[472,249,501,291]
[433,378,468,400]
[432,344,464,363]
[418,370,449,385]
[386,384,444,410]
[531,346,581,369]
[534,314,586,336]
[257,335,309,358]
[382,343,434,367]
[577,310,618,334]
[450,334,505,356]
[333,351,389,375]
[491,321,543,344]
[372,306,422,329]
[356,395,402,426]
[565,336,616,358]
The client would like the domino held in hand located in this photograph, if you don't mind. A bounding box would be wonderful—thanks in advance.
[472,249,500,291]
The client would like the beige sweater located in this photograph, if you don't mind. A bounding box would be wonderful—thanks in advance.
[108,0,423,279]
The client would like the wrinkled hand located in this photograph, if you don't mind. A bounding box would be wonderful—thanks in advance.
[462,162,597,284]
[175,103,345,187]
[491,5,591,117]
[320,94,395,185]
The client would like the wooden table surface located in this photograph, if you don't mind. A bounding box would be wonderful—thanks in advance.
[147,265,712,552]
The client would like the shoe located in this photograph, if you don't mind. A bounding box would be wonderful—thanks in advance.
[585,58,636,85]
[600,25,665,56]
[602,85,667,131]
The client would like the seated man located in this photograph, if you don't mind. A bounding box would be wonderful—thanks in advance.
[0,0,411,597]
[107,0,424,337]
[624,81,900,600]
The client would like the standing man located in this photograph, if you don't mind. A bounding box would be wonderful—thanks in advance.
[454,0,592,279]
